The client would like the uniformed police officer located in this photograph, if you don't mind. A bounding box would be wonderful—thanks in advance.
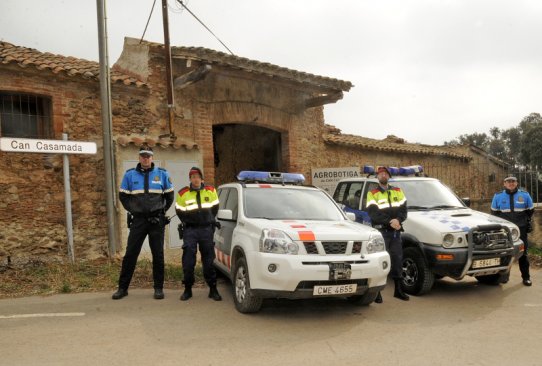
[491,176,534,286]
[112,146,175,300]
[366,166,409,303]
[176,167,222,301]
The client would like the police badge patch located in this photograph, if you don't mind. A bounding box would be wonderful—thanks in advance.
[154,176,160,182]
[205,197,209,202]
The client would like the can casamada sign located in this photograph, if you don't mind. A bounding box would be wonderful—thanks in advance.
[311,167,360,193]
[0,137,97,155]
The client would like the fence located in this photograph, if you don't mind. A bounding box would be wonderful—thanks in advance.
[369,161,540,210]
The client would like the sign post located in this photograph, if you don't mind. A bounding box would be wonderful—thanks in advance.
[62,134,75,263]
[1,136,97,263]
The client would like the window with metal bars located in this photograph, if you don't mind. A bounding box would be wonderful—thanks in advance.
[0,92,53,138]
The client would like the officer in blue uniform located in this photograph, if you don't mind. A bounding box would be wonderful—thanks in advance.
[491,176,534,286]
[112,146,175,300]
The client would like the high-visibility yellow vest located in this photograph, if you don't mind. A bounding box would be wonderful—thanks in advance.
[175,184,219,226]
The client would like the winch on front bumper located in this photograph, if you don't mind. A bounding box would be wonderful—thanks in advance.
[423,224,521,279]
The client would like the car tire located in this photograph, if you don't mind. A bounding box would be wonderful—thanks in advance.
[402,247,435,295]
[232,256,263,313]
[347,289,378,306]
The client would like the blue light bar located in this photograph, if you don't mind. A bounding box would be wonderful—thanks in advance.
[388,167,400,176]
[237,171,305,184]
[399,165,424,175]
[364,165,424,176]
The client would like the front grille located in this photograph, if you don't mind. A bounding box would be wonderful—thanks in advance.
[472,229,511,250]
[304,241,318,254]
[322,241,348,254]
[352,241,362,254]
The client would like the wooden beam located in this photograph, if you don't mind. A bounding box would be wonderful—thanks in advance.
[304,91,343,108]
[174,65,212,89]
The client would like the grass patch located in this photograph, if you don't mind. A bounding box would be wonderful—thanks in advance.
[0,258,206,299]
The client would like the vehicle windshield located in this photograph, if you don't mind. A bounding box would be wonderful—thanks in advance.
[391,180,466,210]
[244,187,345,220]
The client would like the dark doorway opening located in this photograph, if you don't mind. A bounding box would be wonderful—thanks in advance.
[213,124,282,185]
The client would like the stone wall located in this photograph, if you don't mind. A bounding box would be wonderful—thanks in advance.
[0,64,154,263]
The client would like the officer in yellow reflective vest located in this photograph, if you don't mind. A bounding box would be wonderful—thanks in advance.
[366,166,409,303]
[176,167,221,301]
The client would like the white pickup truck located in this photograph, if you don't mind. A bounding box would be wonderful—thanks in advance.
[333,171,524,295]
[213,171,390,313]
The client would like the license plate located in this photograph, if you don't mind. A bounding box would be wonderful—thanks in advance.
[313,284,357,296]
[472,258,501,269]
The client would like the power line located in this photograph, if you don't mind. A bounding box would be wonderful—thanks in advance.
[140,0,157,43]
[175,0,235,55]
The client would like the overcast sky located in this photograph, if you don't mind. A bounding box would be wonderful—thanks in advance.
[2,0,542,145]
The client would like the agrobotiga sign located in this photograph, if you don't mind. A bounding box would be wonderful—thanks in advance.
[0,137,97,154]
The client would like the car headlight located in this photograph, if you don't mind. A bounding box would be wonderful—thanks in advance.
[443,233,455,248]
[259,229,299,254]
[511,227,520,242]
[366,232,386,254]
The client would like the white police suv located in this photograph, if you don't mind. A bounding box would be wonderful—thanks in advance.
[213,171,390,313]
[333,165,525,295]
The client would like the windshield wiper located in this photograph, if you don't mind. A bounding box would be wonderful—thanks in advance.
[408,205,430,210]
[428,205,464,210]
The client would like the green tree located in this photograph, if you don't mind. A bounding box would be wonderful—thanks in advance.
[519,113,542,169]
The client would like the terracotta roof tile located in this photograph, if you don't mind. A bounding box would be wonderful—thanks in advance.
[323,132,471,160]
[116,135,198,150]
[0,41,146,87]
[137,39,352,92]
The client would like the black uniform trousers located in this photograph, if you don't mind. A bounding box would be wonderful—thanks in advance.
[518,225,530,280]
[182,225,217,287]
[381,230,403,280]
[118,216,165,290]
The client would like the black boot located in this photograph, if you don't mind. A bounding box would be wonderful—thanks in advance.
[374,291,383,304]
[112,288,128,300]
[394,279,409,301]
[208,285,222,301]
[180,287,192,301]
[153,288,164,300]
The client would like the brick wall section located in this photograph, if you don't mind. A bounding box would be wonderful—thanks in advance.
[2,41,506,263]
[0,64,154,262]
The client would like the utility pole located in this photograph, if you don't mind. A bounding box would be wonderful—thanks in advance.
[161,0,176,139]
[96,0,118,256]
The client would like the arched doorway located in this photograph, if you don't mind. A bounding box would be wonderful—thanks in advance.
[213,124,282,185]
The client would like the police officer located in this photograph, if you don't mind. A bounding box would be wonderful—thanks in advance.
[491,176,534,286]
[366,166,409,302]
[112,146,174,300]
[176,167,221,301]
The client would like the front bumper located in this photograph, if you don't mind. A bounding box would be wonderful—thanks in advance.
[245,251,390,299]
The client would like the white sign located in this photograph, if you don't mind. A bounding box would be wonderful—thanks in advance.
[0,137,97,155]
[312,167,360,193]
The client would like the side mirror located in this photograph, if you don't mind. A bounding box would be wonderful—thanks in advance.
[217,209,233,220]
[461,197,471,207]
[345,212,356,221]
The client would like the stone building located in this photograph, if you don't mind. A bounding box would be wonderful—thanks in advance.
[0,38,508,263]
